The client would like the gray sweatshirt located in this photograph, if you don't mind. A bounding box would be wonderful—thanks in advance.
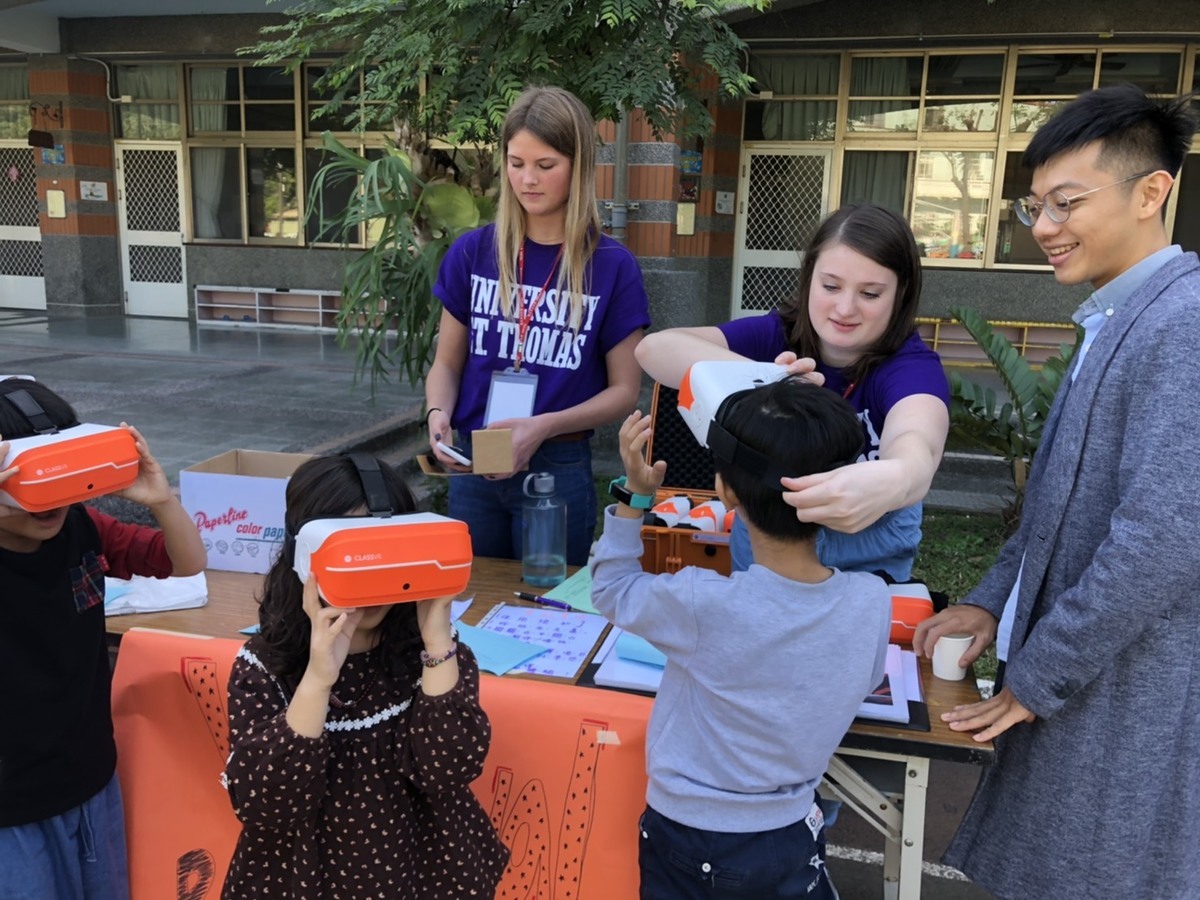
[590,507,890,832]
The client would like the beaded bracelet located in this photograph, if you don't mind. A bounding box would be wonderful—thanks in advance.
[420,642,458,668]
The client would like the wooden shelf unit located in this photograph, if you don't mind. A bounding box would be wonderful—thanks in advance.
[194,285,343,331]
[916,316,1077,367]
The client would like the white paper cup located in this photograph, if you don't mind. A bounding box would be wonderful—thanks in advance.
[932,633,974,681]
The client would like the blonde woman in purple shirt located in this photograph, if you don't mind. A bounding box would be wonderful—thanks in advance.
[638,204,949,581]
[424,87,650,564]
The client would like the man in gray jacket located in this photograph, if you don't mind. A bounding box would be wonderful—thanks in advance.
[915,83,1200,898]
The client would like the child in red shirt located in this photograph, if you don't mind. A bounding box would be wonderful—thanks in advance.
[0,377,206,899]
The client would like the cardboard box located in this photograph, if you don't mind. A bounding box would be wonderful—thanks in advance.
[416,428,514,477]
[180,450,312,574]
[640,386,731,575]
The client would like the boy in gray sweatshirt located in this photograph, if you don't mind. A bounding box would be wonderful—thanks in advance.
[591,376,891,899]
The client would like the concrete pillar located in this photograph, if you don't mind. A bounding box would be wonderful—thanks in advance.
[28,56,122,317]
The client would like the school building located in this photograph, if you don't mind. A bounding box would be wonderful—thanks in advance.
[1,0,1197,360]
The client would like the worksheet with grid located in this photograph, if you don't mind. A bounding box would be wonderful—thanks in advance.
[477,603,609,679]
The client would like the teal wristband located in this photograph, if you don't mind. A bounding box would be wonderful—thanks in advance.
[609,476,655,510]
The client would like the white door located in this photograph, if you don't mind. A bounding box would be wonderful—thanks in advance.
[731,147,832,318]
[116,144,187,318]
[0,145,46,311]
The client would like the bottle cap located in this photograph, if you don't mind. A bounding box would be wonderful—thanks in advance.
[524,471,555,497]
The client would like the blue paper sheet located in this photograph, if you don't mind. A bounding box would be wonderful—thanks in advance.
[541,567,598,614]
[615,632,667,668]
[454,622,549,676]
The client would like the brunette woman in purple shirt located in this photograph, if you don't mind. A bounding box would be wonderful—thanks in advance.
[637,204,949,582]
[424,86,650,566]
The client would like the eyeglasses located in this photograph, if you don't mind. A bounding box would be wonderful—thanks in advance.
[1014,170,1156,226]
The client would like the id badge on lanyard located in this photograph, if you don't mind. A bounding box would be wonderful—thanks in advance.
[484,242,559,425]
[484,368,538,425]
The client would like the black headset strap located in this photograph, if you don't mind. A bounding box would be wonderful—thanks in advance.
[708,389,863,490]
[707,421,787,489]
[285,453,394,557]
[707,388,787,490]
[346,452,393,518]
[2,388,58,435]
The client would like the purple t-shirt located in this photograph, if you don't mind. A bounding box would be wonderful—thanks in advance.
[718,311,949,462]
[434,225,651,433]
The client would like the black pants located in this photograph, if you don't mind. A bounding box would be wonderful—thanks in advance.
[638,803,838,899]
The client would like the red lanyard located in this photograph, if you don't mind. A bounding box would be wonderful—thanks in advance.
[842,381,857,399]
[514,242,564,372]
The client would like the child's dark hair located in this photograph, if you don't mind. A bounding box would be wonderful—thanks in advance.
[1024,84,1197,188]
[0,379,79,437]
[779,203,923,387]
[714,377,862,542]
[256,454,421,686]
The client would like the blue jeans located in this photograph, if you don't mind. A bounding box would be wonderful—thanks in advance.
[638,804,837,900]
[729,504,922,582]
[449,437,596,566]
[0,773,130,900]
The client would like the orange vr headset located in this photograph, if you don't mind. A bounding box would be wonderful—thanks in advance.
[889,582,935,645]
[289,453,473,608]
[0,387,139,512]
[293,513,474,609]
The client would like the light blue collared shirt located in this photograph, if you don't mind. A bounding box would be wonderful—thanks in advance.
[995,245,1183,662]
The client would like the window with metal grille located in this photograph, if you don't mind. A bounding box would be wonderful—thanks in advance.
[743,45,1196,272]
[0,65,30,140]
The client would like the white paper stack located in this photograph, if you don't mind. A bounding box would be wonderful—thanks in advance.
[593,629,665,692]
[856,644,911,724]
[103,573,208,616]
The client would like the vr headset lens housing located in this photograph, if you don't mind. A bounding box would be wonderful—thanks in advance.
[291,513,474,609]
[676,361,863,491]
[0,384,140,512]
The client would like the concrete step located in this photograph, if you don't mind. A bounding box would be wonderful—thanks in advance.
[936,450,1012,480]
[928,451,1015,515]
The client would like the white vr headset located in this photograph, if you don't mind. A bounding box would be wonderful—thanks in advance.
[676,360,799,486]
[676,360,790,449]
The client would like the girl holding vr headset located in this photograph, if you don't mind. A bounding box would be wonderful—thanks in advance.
[424,85,651,566]
[221,454,508,899]
[637,203,950,583]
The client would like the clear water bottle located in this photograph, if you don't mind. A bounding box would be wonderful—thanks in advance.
[522,472,567,587]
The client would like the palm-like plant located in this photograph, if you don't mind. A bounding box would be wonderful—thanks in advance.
[306,131,495,387]
[946,305,1081,516]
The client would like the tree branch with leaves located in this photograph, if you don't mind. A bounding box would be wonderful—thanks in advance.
[248,0,766,387]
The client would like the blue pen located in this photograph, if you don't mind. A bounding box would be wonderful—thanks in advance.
[513,591,574,612]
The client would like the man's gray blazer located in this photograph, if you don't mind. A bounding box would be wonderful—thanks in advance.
[945,251,1200,898]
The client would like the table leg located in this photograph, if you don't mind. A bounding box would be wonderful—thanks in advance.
[883,833,901,900]
[823,751,929,900]
[897,757,929,900]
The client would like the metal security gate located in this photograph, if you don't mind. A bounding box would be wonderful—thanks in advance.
[731,147,832,318]
[0,145,46,311]
[116,144,187,318]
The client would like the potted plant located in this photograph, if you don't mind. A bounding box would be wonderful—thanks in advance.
[306,130,496,388]
[945,305,1082,525]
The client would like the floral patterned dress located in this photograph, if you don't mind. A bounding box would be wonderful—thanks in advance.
[221,638,509,899]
